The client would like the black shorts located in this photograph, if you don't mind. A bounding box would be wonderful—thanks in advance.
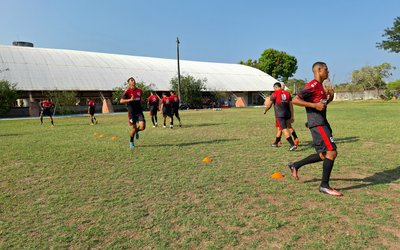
[163,107,173,118]
[41,108,52,116]
[275,117,290,130]
[172,107,180,117]
[89,107,95,115]
[150,106,158,115]
[128,112,145,126]
[310,125,337,153]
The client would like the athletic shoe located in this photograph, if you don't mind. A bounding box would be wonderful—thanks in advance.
[95,120,98,124]
[271,143,280,147]
[129,141,135,149]
[155,123,158,127]
[170,125,173,129]
[289,145,298,151]
[163,125,166,128]
[51,125,55,128]
[135,132,139,140]
[179,122,182,127]
[319,186,343,196]
[90,123,94,125]
[294,138,299,146]
[288,162,299,180]
[152,125,156,128]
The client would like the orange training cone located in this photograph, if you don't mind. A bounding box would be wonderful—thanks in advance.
[99,134,106,138]
[202,157,212,163]
[271,172,284,179]
[111,136,118,140]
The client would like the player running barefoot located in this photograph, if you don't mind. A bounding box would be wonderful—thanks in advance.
[148,91,160,127]
[170,90,182,127]
[87,97,98,125]
[120,77,146,149]
[264,82,297,151]
[160,92,173,128]
[288,62,342,196]
[39,99,55,127]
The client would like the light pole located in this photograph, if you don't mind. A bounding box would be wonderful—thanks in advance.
[176,37,181,104]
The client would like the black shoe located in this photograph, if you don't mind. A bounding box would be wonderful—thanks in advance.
[288,162,299,180]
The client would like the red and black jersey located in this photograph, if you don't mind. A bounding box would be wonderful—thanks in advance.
[169,94,180,108]
[270,89,292,118]
[297,79,328,128]
[88,100,96,107]
[148,95,160,107]
[40,100,54,110]
[123,87,143,114]
[162,96,172,106]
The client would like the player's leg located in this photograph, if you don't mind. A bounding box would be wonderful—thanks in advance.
[287,122,299,146]
[272,118,282,147]
[49,114,54,126]
[169,113,174,128]
[175,109,181,126]
[40,111,44,125]
[162,109,167,128]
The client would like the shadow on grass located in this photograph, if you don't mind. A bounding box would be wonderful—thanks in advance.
[180,122,227,128]
[0,133,23,137]
[140,138,239,147]
[297,136,360,150]
[304,166,400,191]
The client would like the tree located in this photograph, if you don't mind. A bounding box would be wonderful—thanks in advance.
[0,80,18,115]
[240,48,298,81]
[376,17,400,53]
[351,63,395,91]
[170,74,206,107]
[387,79,400,90]
[46,91,78,115]
[112,81,154,109]
[284,78,307,94]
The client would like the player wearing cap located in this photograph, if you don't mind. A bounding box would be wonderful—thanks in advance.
[148,91,160,128]
[39,99,55,127]
[87,97,98,125]
[264,82,297,151]
[120,77,146,149]
[170,90,182,127]
[160,92,173,128]
[288,62,342,196]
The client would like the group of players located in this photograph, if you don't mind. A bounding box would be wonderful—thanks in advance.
[264,62,342,196]
[40,62,341,196]
[120,77,182,149]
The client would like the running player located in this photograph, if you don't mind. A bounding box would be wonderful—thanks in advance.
[87,97,98,125]
[120,77,146,149]
[147,91,160,127]
[264,82,297,151]
[39,99,55,127]
[160,92,173,128]
[288,62,342,196]
[170,90,182,127]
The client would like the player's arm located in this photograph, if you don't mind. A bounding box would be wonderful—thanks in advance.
[292,96,325,111]
[326,86,335,104]
[120,93,134,104]
[263,97,273,114]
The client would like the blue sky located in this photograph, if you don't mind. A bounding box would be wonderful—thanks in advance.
[1,0,399,84]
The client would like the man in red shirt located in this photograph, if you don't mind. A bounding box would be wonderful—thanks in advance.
[160,92,173,128]
[147,91,160,127]
[87,97,98,125]
[120,77,146,149]
[289,62,341,196]
[264,82,297,151]
[170,90,182,127]
[39,99,55,127]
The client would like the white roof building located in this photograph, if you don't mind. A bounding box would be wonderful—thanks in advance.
[0,44,277,92]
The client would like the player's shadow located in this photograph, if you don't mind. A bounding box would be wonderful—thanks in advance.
[297,136,359,151]
[141,138,239,147]
[0,133,23,137]
[303,165,400,191]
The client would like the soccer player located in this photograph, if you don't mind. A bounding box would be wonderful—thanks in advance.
[39,99,55,127]
[87,97,98,125]
[120,77,146,149]
[160,92,173,128]
[170,90,182,127]
[147,91,160,127]
[264,82,297,151]
[288,62,342,196]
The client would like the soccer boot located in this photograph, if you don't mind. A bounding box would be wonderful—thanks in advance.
[319,186,343,196]
[288,162,299,180]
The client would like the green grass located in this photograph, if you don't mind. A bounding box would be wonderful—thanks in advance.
[1,100,399,249]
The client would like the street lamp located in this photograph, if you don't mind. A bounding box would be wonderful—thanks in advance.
[176,37,181,104]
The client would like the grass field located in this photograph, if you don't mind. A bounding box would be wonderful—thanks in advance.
[1,101,399,249]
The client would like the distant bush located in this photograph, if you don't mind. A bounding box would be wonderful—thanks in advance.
[0,80,18,115]
[387,80,400,90]
[46,91,77,115]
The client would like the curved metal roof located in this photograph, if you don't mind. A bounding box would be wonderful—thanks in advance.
[0,45,276,92]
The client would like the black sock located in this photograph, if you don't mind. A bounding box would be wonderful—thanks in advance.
[51,120,54,125]
[94,117,97,121]
[40,117,43,123]
[130,136,134,142]
[286,137,295,147]
[151,116,155,126]
[274,137,281,144]
[321,158,334,188]
[155,116,157,123]
[291,130,298,139]
[91,118,94,123]
[293,153,322,169]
